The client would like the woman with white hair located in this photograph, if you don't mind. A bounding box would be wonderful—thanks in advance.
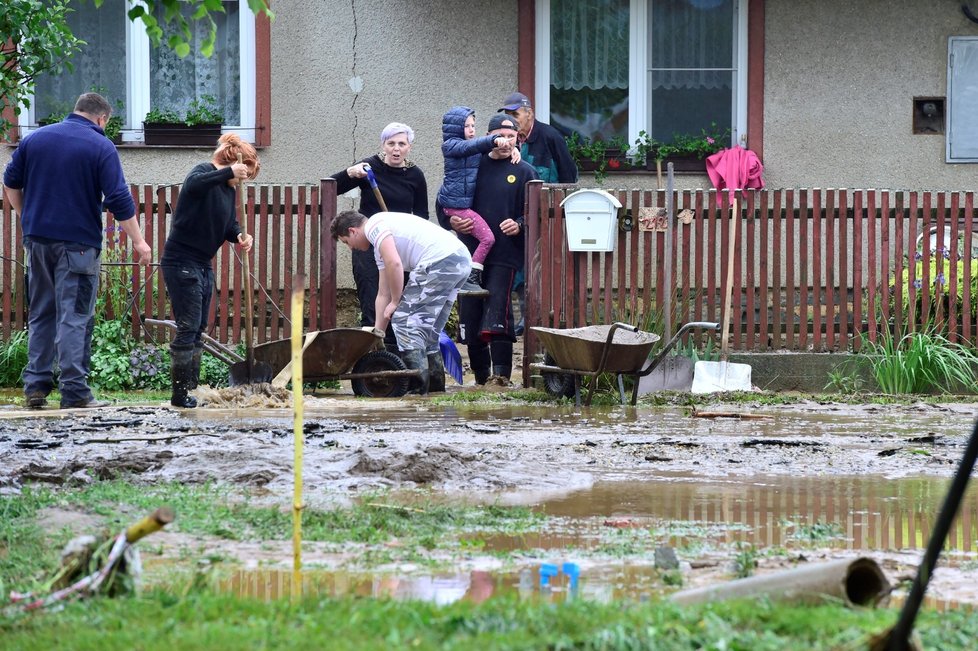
[330,122,429,337]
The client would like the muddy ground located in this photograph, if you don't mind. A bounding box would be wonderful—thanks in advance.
[3,394,978,607]
[2,398,975,499]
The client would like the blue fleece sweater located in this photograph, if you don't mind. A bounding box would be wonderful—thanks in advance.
[436,106,499,210]
[3,113,135,250]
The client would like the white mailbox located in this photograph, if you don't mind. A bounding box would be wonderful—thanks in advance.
[560,189,622,252]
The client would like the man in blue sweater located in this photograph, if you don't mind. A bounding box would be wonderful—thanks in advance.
[3,93,152,409]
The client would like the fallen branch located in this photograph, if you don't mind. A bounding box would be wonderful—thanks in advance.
[76,431,219,444]
[692,411,774,420]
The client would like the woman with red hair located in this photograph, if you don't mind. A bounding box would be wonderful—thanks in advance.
[161,133,260,407]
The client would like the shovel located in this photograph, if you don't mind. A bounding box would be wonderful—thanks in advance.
[363,164,389,212]
[691,194,752,393]
[229,154,273,385]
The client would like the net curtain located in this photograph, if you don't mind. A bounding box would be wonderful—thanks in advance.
[550,0,732,92]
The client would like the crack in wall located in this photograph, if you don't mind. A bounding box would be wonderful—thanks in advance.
[350,0,360,162]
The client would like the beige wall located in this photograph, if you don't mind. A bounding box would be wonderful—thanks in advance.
[763,0,974,190]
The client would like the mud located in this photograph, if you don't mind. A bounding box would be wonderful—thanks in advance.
[5,397,978,607]
[2,399,976,498]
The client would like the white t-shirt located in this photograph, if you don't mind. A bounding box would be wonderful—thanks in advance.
[365,212,468,270]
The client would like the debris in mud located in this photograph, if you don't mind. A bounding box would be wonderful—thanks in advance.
[195,383,291,408]
[465,422,501,433]
[741,439,822,448]
[15,438,64,450]
[644,454,673,462]
[350,445,475,484]
[692,411,774,420]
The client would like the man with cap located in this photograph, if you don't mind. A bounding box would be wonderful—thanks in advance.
[438,113,538,385]
[498,91,578,184]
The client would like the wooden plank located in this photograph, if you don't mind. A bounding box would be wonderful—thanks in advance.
[652,190,663,327]
[934,192,946,326]
[309,185,320,334]
[258,185,270,339]
[771,190,783,349]
[880,192,891,331]
[867,190,878,344]
[798,188,809,350]
[681,190,693,330]
[893,193,905,336]
[907,192,919,331]
[965,193,974,343]
[852,191,863,346]
[824,189,836,350]
[811,189,822,350]
[707,191,718,331]
[320,179,337,331]
[284,186,294,341]
[271,185,282,341]
[758,190,770,349]
[2,189,13,339]
[745,191,756,349]
[785,189,795,350]
[949,192,960,338]
[838,190,849,348]
[920,192,933,330]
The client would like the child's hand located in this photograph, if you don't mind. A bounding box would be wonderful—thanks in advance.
[510,147,521,164]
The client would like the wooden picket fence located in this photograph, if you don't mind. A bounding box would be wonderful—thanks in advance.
[3,180,978,379]
[523,183,978,384]
[0,179,340,345]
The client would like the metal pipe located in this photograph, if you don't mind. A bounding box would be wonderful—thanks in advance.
[670,557,890,608]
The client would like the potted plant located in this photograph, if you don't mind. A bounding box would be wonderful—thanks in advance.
[565,133,633,184]
[635,123,731,177]
[143,94,224,146]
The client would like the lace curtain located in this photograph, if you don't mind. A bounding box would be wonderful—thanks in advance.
[32,0,127,124]
[550,0,734,92]
[150,1,241,125]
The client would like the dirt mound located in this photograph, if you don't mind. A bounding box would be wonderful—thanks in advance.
[350,445,476,484]
[195,383,292,408]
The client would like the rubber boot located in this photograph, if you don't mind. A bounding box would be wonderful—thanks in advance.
[468,343,491,385]
[459,267,488,296]
[170,348,198,408]
[427,351,446,393]
[400,349,430,395]
[492,364,512,386]
[190,345,203,390]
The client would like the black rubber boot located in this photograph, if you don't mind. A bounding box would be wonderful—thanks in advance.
[190,346,203,390]
[492,364,512,384]
[427,351,446,393]
[170,348,198,408]
[468,343,491,385]
[400,349,430,395]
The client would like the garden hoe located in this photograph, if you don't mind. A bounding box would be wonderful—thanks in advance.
[230,153,273,385]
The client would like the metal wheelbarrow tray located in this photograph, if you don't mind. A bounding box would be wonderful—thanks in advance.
[145,321,416,398]
[530,321,719,406]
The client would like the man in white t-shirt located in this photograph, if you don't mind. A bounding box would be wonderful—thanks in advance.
[331,210,471,394]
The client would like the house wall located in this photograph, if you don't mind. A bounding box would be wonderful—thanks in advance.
[763,0,975,190]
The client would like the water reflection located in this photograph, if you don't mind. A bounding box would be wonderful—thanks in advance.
[533,475,978,552]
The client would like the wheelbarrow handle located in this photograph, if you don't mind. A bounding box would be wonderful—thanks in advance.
[637,321,720,379]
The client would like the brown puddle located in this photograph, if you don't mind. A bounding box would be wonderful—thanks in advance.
[512,475,978,552]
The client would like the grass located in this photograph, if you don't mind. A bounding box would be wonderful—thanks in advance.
[3,588,977,650]
[860,325,978,394]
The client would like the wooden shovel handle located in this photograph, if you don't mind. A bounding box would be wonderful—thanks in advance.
[238,154,255,370]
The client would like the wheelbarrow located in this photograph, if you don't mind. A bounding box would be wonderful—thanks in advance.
[529,321,720,406]
[144,320,418,398]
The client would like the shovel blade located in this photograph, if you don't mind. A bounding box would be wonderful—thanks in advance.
[228,360,274,386]
[691,360,752,394]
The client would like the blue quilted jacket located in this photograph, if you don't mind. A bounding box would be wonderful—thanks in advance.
[436,106,498,210]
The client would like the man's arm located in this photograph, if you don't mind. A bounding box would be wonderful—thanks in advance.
[374,236,404,330]
[2,186,23,214]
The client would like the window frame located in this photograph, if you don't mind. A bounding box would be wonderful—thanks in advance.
[534,0,749,151]
[947,36,978,163]
[17,0,257,144]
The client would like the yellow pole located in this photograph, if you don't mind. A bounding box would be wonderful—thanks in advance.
[290,274,305,601]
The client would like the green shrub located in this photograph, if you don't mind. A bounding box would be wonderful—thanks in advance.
[861,324,978,394]
[89,320,135,391]
[0,329,28,387]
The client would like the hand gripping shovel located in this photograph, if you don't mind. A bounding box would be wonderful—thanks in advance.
[363,163,389,212]
[229,154,273,385]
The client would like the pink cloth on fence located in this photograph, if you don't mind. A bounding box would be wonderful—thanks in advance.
[705,145,765,205]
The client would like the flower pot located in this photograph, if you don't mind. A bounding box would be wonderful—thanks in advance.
[576,148,636,173]
[646,154,708,173]
[143,122,222,146]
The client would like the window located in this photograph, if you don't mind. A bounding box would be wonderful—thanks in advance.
[23,0,256,143]
[947,36,978,162]
[536,0,747,149]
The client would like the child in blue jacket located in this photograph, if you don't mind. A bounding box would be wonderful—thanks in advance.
[437,106,519,293]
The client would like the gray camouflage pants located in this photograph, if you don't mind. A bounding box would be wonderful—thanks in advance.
[391,251,470,354]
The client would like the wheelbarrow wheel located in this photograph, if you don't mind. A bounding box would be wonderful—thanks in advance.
[541,353,575,399]
[351,350,410,398]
